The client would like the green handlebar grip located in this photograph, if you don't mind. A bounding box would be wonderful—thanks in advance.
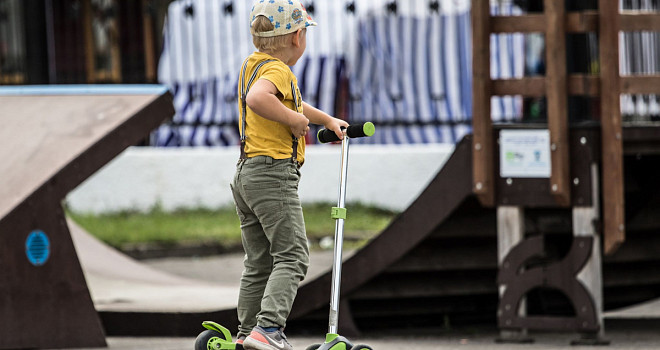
[317,122,376,143]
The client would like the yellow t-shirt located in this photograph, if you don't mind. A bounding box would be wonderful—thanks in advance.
[238,52,304,164]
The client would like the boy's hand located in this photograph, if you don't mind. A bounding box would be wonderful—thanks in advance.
[299,101,348,140]
[324,117,350,140]
[290,113,310,139]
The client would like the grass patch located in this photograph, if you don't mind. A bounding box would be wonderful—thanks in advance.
[67,202,398,251]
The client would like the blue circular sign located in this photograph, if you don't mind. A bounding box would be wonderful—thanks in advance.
[26,230,50,266]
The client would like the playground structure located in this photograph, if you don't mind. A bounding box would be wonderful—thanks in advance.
[2,2,660,350]
[472,0,660,343]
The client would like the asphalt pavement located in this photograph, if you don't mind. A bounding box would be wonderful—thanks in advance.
[44,326,660,350]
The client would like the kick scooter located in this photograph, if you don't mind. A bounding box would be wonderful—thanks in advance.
[194,122,375,350]
[306,122,375,350]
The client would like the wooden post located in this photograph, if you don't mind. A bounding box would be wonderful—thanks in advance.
[598,0,625,254]
[544,0,570,206]
[142,0,156,82]
[471,0,494,206]
[496,206,531,342]
[497,207,525,276]
[572,164,608,344]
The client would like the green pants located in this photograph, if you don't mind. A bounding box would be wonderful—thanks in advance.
[230,156,309,337]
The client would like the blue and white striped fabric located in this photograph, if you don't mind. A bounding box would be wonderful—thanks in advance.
[346,1,523,145]
[619,0,660,121]
[489,2,524,124]
[154,0,525,147]
[155,0,349,146]
[347,1,473,145]
[155,0,252,146]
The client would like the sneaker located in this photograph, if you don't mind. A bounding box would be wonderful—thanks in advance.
[236,335,246,350]
[242,326,292,350]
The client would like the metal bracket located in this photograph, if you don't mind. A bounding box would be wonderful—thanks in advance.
[331,207,347,220]
[497,235,600,332]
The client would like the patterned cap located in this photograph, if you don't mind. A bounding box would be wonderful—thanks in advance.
[250,0,317,38]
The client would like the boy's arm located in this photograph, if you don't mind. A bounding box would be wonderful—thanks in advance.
[246,79,310,139]
[302,101,349,140]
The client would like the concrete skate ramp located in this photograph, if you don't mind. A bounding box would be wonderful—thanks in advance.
[69,217,239,313]
[0,85,174,349]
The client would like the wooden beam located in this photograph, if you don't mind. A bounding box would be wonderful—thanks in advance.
[492,75,600,97]
[491,15,545,33]
[0,73,25,85]
[492,12,660,34]
[621,75,660,94]
[565,11,599,33]
[620,13,660,32]
[471,0,494,206]
[491,12,598,33]
[492,77,545,96]
[544,0,570,206]
[569,74,601,97]
[598,0,625,255]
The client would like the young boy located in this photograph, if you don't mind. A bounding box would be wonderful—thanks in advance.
[232,1,348,349]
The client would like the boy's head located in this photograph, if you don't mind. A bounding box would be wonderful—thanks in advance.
[250,0,316,52]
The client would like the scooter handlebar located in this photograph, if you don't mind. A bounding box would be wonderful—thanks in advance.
[317,122,375,143]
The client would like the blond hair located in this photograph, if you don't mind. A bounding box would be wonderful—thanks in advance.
[251,15,296,51]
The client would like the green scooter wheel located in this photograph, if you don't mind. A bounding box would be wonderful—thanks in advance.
[351,345,373,350]
[195,329,232,350]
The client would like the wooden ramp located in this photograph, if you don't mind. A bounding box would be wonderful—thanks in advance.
[0,85,173,349]
[98,135,476,336]
[293,128,660,335]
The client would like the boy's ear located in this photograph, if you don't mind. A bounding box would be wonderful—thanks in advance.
[292,29,302,48]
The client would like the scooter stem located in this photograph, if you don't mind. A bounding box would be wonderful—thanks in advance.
[328,132,350,335]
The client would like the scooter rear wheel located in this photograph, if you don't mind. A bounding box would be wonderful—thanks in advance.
[195,329,229,350]
[351,344,373,350]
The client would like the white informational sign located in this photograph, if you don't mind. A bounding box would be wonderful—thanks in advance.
[499,129,551,178]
